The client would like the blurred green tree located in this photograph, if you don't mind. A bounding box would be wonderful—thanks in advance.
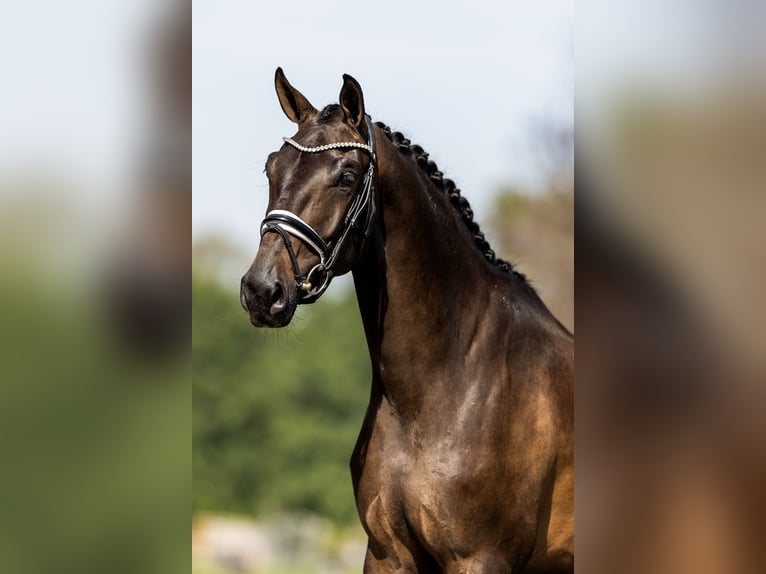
[192,269,370,525]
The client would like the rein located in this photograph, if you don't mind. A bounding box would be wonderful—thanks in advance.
[260,116,377,303]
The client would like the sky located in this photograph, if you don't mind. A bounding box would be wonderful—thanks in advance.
[192,0,574,248]
[2,1,760,253]
[0,0,161,198]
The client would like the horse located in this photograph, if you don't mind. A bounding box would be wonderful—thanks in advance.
[240,68,574,573]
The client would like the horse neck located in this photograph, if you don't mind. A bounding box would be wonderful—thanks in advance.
[352,129,501,405]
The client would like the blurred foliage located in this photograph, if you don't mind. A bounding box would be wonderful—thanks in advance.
[0,257,189,574]
[489,183,574,331]
[192,267,370,525]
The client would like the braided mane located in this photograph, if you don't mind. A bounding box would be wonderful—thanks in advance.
[318,104,530,286]
[372,119,528,284]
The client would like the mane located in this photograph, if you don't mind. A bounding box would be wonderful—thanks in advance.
[372,119,530,286]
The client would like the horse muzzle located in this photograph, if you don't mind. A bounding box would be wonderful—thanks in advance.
[240,268,297,328]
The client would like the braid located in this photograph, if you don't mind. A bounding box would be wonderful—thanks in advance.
[374,121,527,282]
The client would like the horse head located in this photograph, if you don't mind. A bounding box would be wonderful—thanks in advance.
[241,68,377,327]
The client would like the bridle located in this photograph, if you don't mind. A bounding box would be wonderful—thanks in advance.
[260,116,377,303]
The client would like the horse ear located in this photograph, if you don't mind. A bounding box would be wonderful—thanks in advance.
[274,67,317,124]
[339,74,366,133]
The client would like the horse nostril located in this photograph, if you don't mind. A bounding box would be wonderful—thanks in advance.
[270,281,285,313]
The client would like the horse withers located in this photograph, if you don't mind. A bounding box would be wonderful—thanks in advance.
[241,68,574,573]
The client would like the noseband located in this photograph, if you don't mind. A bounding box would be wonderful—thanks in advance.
[260,116,377,303]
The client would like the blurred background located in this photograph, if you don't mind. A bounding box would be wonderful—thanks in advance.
[192,1,572,573]
[0,1,189,573]
[578,1,766,572]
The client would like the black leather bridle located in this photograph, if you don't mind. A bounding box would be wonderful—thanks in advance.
[260,116,377,303]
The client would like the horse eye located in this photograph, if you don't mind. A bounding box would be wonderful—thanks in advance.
[338,171,356,188]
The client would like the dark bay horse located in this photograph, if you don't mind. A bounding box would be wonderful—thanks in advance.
[240,68,574,573]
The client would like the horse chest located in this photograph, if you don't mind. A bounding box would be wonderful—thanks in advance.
[357,415,518,555]
[354,388,558,565]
